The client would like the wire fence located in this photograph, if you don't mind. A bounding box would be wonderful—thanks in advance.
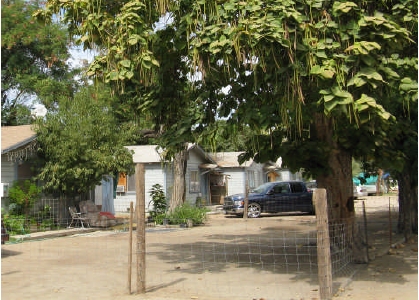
[2,195,401,299]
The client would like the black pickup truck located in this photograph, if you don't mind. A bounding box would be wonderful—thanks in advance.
[223,181,314,218]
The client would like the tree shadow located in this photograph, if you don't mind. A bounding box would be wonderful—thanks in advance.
[1,248,22,258]
[145,209,416,296]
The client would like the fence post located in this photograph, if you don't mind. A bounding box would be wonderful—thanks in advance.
[388,197,392,247]
[128,201,133,294]
[362,201,370,261]
[314,188,333,300]
[243,183,249,219]
[135,164,146,294]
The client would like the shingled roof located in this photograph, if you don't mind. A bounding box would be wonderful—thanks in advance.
[1,125,36,153]
[1,125,37,161]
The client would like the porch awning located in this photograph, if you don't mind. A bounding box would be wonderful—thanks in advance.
[199,163,218,169]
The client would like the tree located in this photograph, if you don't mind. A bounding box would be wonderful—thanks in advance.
[1,0,74,125]
[34,85,136,197]
[186,0,417,239]
[35,0,417,240]
[34,1,206,210]
[197,120,255,152]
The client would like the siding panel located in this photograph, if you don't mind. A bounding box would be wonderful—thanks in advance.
[1,155,15,184]
[225,168,246,196]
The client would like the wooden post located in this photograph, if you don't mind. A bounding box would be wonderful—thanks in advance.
[243,182,249,219]
[135,164,146,294]
[314,188,332,300]
[362,201,370,261]
[127,201,133,294]
[388,197,392,247]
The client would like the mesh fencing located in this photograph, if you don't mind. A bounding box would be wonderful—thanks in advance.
[2,195,400,299]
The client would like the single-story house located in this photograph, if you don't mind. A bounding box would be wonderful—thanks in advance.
[113,144,219,212]
[113,146,303,212]
[1,126,302,214]
[1,125,38,202]
[207,153,302,200]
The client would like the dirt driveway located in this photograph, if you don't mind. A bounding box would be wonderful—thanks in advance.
[1,196,417,300]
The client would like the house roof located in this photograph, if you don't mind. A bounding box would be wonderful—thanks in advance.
[210,152,254,167]
[125,144,216,164]
[1,125,37,154]
[125,145,163,163]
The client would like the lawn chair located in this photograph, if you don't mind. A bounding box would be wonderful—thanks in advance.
[68,206,90,229]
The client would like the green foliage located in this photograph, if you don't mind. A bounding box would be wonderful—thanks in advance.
[8,180,41,216]
[2,215,27,235]
[153,203,209,225]
[2,0,72,125]
[36,0,417,225]
[34,85,136,196]
[197,120,254,152]
[148,184,167,218]
[165,203,209,225]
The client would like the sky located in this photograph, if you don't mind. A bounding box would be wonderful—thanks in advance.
[31,47,96,117]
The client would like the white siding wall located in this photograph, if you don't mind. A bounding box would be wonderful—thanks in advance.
[224,162,265,196]
[225,168,246,196]
[185,150,203,205]
[246,162,265,188]
[280,170,291,181]
[114,164,166,213]
[144,165,166,209]
[1,155,15,184]
[164,165,174,206]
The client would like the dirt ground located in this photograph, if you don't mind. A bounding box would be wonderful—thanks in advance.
[1,196,417,300]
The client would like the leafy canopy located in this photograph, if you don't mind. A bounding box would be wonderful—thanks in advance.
[34,86,136,195]
[34,0,417,180]
[2,0,73,125]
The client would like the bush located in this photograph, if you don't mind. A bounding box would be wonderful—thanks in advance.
[8,180,41,216]
[3,214,27,235]
[165,203,209,225]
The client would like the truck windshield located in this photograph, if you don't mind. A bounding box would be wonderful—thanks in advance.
[251,182,275,194]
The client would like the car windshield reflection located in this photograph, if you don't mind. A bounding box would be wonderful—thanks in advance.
[251,182,274,194]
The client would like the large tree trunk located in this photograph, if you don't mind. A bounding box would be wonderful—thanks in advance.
[313,113,368,262]
[313,114,354,220]
[169,143,188,213]
[397,171,418,241]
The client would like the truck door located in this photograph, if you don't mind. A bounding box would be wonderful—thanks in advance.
[269,182,292,212]
[290,182,311,212]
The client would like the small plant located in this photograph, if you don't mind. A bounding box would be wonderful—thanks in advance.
[166,203,209,225]
[40,219,54,231]
[148,184,168,220]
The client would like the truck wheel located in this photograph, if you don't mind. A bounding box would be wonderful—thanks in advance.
[247,203,261,218]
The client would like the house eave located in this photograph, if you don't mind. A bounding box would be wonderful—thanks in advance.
[1,136,37,155]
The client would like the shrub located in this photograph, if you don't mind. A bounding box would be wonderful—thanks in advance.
[166,203,209,225]
[3,214,27,235]
[8,180,41,216]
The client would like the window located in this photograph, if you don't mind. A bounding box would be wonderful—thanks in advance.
[247,171,256,189]
[127,174,136,192]
[190,170,200,193]
[273,183,290,193]
[290,182,304,193]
